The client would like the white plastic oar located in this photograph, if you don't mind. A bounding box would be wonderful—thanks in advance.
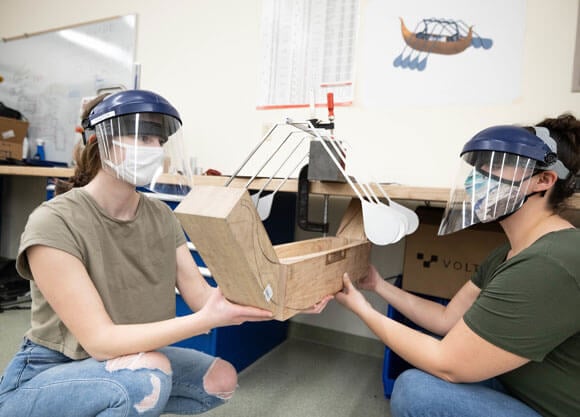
[373,182,419,235]
[251,136,307,207]
[287,120,408,245]
[243,130,302,189]
[255,154,309,221]
[225,123,280,186]
[321,136,409,242]
[359,183,407,244]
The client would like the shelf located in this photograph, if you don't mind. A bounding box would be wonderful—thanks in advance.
[193,175,580,208]
[0,165,74,178]
[2,168,578,208]
[191,175,450,202]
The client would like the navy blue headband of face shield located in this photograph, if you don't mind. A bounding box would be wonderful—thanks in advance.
[533,126,570,179]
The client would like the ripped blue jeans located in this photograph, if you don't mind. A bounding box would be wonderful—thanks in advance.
[0,338,226,417]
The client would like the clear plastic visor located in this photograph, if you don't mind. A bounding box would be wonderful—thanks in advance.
[438,151,537,235]
[95,113,193,199]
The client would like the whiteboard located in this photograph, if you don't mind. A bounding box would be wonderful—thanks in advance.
[0,15,137,164]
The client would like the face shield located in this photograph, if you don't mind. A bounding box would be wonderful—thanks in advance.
[94,112,193,198]
[438,150,538,235]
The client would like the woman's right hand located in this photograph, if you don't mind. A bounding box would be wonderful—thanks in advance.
[198,287,273,328]
[355,264,382,292]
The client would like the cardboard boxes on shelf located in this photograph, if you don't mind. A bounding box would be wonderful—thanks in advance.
[0,117,29,161]
[402,207,507,299]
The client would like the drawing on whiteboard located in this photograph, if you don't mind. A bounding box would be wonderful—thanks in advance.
[0,15,136,164]
[393,17,493,71]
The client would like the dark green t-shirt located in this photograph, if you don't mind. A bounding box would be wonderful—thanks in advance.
[464,229,580,417]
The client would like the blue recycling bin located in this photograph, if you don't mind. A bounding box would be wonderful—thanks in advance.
[382,276,449,397]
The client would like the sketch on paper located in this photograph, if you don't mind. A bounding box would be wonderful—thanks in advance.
[393,17,493,71]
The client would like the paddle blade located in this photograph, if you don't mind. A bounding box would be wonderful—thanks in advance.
[250,192,260,206]
[393,54,403,67]
[362,202,406,246]
[256,193,275,221]
[417,57,428,71]
[390,201,419,235]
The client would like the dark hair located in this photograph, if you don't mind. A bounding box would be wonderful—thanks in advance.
[529,113,580,210]
[55,93,109,196]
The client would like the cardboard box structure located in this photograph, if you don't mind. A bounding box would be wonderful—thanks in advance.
[175,185,371,320]
[402,207,507,299]
[0,116,29,160]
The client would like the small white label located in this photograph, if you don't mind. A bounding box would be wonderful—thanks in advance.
[1,129,16,140]
[263,284,273,303]
[90,110,116,125]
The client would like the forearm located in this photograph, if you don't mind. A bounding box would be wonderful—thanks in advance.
[373,279,449,335]
[356,305,453,381]
[86,312,214,361]
[339,276,520,384]
[179,280,214,313]
[175,243,215,312]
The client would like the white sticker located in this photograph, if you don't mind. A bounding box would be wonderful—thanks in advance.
[1,130,15,140]
[263,284,273,303]
[90,110,116,125]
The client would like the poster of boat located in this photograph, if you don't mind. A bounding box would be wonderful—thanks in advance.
[394,17,493,71]
[358,0,526,106]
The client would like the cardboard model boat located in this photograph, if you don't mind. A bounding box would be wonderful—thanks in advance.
[175,185,371,321]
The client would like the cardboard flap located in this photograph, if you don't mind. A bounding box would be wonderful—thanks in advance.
[336,198,367,241]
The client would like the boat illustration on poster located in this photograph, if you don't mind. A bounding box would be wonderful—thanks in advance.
[394,17,493,71]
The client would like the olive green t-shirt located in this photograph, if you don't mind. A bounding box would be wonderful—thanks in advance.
[464,229,580,417]
[16,188,187,360]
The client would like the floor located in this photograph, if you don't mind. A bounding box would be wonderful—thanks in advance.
[0,308,392,417]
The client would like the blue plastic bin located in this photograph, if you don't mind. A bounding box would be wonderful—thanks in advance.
[174,292,288,371]
[168,191,297,371]
[382,276,449,398]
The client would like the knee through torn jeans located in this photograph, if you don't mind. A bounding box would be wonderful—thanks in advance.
[0,338,226,417]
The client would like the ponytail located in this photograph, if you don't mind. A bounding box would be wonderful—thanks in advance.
[55,93,110,196]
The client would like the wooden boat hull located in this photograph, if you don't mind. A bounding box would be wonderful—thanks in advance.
[400,17,472,55]
[175,185,371,321]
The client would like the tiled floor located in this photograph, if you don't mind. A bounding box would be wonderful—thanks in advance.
[1,308,392,417]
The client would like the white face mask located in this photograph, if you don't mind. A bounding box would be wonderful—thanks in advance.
[106,141,165,186]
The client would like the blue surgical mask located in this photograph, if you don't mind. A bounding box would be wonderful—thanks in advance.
[464,169,492,196]
[464,170,529,222]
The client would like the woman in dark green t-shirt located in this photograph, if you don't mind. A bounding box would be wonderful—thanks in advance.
[336,114,580,417]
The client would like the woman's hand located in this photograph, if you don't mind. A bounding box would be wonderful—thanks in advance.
[335,273,373,316]
[198,287,273,328]
[300,294,334,314]
[355,264,382,292]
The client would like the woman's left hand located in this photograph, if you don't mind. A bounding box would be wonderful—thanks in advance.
[335,273,372,316]
[301,294,334,314]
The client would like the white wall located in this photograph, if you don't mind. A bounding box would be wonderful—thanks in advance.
[2,0,579,338]
[2,0,579,187]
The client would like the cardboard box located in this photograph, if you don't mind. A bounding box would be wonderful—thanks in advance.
[0,116,29,160]
[175,186,370,320]
[402,207,507,299]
